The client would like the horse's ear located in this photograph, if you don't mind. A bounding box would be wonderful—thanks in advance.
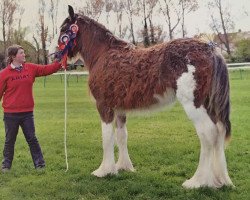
[68,5,75,21]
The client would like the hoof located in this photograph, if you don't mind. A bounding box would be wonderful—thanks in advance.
[116,162,135,172]
[91,165,117,177]
[182,178,205,189]
[182,176,234,189]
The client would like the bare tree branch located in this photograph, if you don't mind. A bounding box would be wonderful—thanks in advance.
[0,0,18,52]
[208,0,234,57]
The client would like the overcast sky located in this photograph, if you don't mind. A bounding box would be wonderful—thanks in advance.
[6,0,250,42]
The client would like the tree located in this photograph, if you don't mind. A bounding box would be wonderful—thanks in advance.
[49,0,59,38]
[12,27,28,44]
[154,25,164,43]
[208,0,234,58]
[159,0,181,40]
[112,0,125,38]
[79,0,105,21]
[179,0,198,38]
[0,52,6,69]
[123,0,140,44]
[137,0,157,47]
[147,0,158,45]
[234,39,250,62]
[105,0,113,28]
[37,0,48,64]
[141,0,150,47]
[11,7,28,45]
[33,35,40,64]
[0,0,18,52]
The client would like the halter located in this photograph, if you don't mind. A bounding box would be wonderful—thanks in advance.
[54,22,79,68]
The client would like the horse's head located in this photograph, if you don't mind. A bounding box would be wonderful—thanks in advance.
[49,5,127,68]
[48,5,82,64]
[57,5,80,59]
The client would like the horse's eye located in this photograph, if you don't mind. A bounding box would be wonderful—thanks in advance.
[61,28,66,32]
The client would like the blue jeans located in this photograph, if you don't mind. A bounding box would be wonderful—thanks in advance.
[2,112,45,169]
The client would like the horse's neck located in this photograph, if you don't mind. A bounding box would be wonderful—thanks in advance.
[80,30,110,69]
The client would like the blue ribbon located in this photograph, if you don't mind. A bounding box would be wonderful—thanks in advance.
[54,30,77,61]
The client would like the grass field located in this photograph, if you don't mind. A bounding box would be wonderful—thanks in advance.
[0,70,249,200]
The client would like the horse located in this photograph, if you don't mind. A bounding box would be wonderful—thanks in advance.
[52,5,234,188]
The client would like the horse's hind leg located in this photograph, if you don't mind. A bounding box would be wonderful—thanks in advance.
[115,114,134,172]
[181,105,220,188]
[213,122,233,186]
[180,106,233,188]
[176,65,233,188]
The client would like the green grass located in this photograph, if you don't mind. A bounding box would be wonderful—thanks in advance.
[0,71,249,200]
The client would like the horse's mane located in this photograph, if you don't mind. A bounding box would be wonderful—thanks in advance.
[78,15,112,35]
[77,15,132,49]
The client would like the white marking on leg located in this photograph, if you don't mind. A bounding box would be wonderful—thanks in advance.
[92,121,117,177]
[213,122,234,186]
[115,123,134,172]
[181,105,218,188]
[176,64,233,188]
[177,65,214,188]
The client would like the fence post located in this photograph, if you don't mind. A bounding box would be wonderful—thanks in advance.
[67,74,70,86]
[44,76,47,88]
[240,69,243,80]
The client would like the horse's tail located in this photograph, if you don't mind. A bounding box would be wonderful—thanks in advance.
[207,52,231,140]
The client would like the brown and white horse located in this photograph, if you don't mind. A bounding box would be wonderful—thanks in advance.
[53,6,234,188]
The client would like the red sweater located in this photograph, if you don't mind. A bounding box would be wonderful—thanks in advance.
[0,62,61,113]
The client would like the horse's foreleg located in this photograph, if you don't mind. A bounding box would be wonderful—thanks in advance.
[92,121,117,177]
[115,114,134,172]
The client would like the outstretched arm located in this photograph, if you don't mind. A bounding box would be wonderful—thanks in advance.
[34,60,62,77]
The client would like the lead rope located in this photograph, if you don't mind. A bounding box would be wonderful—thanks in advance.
[64,67,69,172]
[50,22,79,172]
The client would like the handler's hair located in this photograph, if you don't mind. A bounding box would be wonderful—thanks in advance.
[6,44,24,64]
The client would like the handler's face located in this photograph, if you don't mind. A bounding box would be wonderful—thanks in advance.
[14,49,26,64]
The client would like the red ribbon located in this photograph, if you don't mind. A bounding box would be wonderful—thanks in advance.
[62,54,68,69]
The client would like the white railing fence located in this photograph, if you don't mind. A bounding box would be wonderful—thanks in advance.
[227,62,250,70]
[44,62,250,87]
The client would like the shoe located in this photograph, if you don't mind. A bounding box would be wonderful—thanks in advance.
[2,167,10,173]
[35,165,45,170]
